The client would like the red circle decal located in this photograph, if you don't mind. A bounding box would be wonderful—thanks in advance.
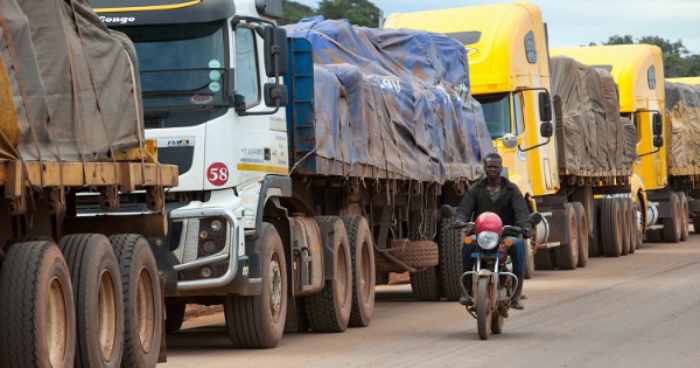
[207,162,229,186]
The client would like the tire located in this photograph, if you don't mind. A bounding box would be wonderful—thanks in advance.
[438,215,463,301]
[524,239,535,279]
[633,200,644,250]
[165,303,186,334]
[60,234,124,368]
[390,240,439,269]
[621,200,632,256]
[0,241,76,368]
[341,216,376,328]
[679,193,689,241]
[589,201,602,258]
[410,267,441,301]
[305,217,353,333]
[476,277,492,340]
[534,248,554,270]
[556,203,578,270]
[573,203,589,268]
[224,223,287,348]
[602,199,623,257]
[110,234,163,367]
[662,193,682,243]
[376,272,389,286]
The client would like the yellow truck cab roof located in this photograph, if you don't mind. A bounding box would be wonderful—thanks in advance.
[384,2,550,95]
[552,44,665,113]
[667,76,700,85]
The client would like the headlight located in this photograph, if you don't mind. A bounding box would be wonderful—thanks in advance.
[477,231,499,250]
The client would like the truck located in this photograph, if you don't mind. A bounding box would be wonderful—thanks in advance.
[384,1,645,275]
[553,44,693,243]
[0,1,178,367]
[91,0,494,348]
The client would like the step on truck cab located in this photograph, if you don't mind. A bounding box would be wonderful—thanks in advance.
[553,45,692,243]
[385,1,647,273]
[93,0,494,348]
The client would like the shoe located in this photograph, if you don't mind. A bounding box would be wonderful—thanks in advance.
[511,300,524,310]
[459,296,473,306]
[520,294,528,300]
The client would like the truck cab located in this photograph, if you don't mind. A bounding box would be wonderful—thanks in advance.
[385,2,559,203]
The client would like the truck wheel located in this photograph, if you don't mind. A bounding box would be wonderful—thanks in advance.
[305,217,352,332]
[556,203,578,270]
[588,201,602,257]
[165,302,186,334]
[602,199,623,257]
[620,200,632,256]
[524,239,535,279]
[110,234,162,367]
[60,234,124,368]
[341,216,375,328]
[0,241,76,368]
[662,193,682,243]
[224,223,287,348]
[410,267,441,301]
[572,203,589,268]
[679,193,689,241]
[534,249,554,270]
[633,201,644,250]
[626,199,637,254]
[438,215,463,301]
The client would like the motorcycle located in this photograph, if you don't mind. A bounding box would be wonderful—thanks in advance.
[455,211,542,340]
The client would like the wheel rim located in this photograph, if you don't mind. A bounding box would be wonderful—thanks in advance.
[337,244,349,307]
[360,240,372,305]
[269,255,283,322]
[98,270,117,361]
[136,268,155,353]
[46,277,68,368]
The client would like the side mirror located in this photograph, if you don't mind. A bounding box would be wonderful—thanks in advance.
[540,122,553,138]
[652,113,662,136]
[538,91,552,122]
[263,27,288,77]
[653,135,663,148]
[264,82,288,107]
[502,133,518,149]
[529,212,544,226]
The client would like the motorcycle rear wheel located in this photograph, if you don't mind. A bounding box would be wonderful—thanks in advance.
[476,278,492,340]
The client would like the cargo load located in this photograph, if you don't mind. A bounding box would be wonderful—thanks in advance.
[665,81,700,171]
[0,0,143,162]
[285,17,493,183]
[551,56,636,177]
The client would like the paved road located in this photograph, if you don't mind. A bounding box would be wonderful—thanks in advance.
[163,236,700,368]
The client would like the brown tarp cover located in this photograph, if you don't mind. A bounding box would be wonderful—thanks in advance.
[665,81,700,169]
[0,0,143,162]
[551,56,636,176]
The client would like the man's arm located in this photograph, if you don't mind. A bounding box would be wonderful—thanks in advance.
[511,188,531,233]
[457,187,477,221]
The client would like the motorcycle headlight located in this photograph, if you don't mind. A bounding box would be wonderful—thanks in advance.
[477,231,499,250]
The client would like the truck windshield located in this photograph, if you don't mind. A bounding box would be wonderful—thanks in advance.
[476,94,512,139]
[118,21,228,113]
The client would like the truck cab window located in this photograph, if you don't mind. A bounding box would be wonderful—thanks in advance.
[235,28,260,108]
[476,94,512,139]
[513,92,524,134]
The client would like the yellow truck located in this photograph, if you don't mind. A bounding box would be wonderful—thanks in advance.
[554,45,692,242]
[385,2,644,277]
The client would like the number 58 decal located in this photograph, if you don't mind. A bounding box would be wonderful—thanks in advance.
[207,162,229,186]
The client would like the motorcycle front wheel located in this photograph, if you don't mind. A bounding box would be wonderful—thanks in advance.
[476,277,492,340]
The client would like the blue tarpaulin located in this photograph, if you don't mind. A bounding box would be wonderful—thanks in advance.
[285,17,493,183]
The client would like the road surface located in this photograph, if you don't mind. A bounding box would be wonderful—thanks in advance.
[163,236,700,368]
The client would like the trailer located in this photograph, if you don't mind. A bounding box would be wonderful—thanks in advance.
[0,1,178,367]
[92,0,493,349]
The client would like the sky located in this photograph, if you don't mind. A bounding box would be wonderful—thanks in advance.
[294,0,700,54]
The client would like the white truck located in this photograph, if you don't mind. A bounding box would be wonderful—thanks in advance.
[93,0,494,348]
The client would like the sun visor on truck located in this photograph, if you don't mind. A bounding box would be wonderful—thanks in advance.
[89,0,235,26]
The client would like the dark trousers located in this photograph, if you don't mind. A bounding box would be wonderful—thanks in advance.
[462,238,525,301]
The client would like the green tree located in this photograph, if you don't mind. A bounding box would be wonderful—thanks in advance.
[279,1,315,25]
[318,0,381,27]
[600,34,699,77]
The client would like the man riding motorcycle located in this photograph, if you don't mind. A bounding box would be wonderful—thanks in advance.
[458,152,531,310]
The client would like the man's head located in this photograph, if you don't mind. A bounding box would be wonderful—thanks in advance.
[483,152,503,182]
